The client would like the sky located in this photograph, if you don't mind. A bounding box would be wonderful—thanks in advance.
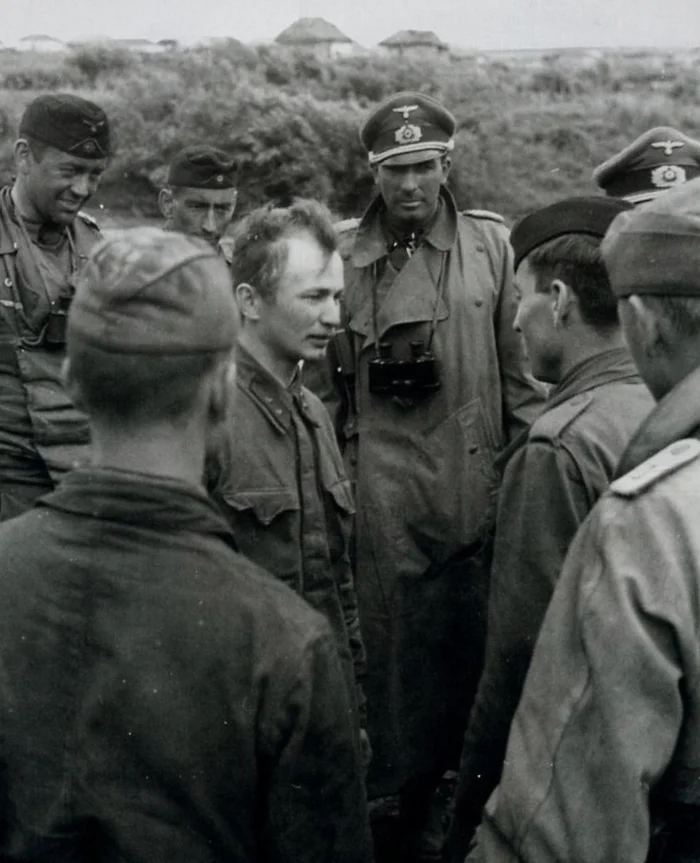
[3,0,700,51]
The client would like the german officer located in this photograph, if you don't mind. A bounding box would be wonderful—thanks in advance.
[159,144,237,254]
[0,93,109,520]
[593,125,700,204]
[469,178,700,862]
[322,91,546,859]
[444,197,654,862]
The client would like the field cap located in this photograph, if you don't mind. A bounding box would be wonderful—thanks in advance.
[511,196,633,271]
[68,228,238,354]
[167,145,237,189]
[19,93,110,159]
[601,177,700,298]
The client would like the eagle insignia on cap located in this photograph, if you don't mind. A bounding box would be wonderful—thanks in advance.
[651,140,685,156]
[83,141,96,155]
[651,164,687,188]
[395,124,422,145]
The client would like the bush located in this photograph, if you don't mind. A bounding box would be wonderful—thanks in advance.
[1,45,699,222]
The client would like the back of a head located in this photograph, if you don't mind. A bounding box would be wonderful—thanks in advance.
[68,228,239,425]
[602,177,700,347]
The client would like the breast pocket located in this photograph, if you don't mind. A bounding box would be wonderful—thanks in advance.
[219,487,301,585]
[406,398,499,559]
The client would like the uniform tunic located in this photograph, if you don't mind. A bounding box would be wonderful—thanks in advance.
[0,467,372,863]
[446,348,653,859]
[0,187,101,519]
[329,189,546,797]
[470,362,700,863]
[212,346,367,728]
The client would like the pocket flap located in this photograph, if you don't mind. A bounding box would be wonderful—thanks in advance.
[220,488,299,526]
[327,479,356,515]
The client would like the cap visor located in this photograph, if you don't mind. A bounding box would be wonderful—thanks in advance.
[377,148,446,167]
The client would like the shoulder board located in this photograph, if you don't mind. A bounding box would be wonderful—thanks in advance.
[77,210,100,231]
[462,209,505,224]
[529,392,593,443]
[610,438,700,498]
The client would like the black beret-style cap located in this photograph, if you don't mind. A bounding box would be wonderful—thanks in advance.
[602,177,700,298]
[360,91,456,166]
[593,127,700,205]
[167,145,237,190]
[511,196,635,272]
[19,93,110,160]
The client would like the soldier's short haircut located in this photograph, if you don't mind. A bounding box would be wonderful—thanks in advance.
[229,199,337,302]
[526,234,618,333]
[24,135,50,162]
[69,344,220,424]
[640,295,700,343]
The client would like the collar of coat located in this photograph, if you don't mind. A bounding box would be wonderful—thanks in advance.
[40,466,237,547]
[351,186,458,268]
[235,344,318,433]
[615,361,700,478]
[495,348,643,470]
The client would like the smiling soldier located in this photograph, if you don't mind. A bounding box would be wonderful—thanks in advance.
[0,93,109,520]
[160,144,238,256]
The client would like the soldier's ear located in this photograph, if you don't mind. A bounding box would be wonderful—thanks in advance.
[235,283,262,322]
[440,156,452,182]
[158,187,175,219]
[551,279,574,327]
[13,139,32,176]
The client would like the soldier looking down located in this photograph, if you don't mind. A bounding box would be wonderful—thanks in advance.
[0,93,109,520]
[317,90,546,861]
[160,144,238,254]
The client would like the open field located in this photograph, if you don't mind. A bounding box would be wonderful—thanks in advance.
[1,41,699,224]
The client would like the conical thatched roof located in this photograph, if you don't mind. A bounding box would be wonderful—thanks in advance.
[276,17,352,45]
[379,30,448,50]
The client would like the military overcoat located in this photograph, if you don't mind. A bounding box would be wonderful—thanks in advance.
[327,189,546,796]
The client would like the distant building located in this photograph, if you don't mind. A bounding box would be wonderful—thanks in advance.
[115,38,167,54]
[157,39,179,51]
[379,30,448,59]
[17,34,67,53]
[275,17,357,59]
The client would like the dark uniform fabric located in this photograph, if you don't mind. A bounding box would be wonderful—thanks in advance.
[446,348,654,860]
[325,187,546,798]
[0,467,373,863]
[212,346,367,730]
[0,187,101,519]
[19,93,110,159]
[167,145,236,189]
[469,364,700,863]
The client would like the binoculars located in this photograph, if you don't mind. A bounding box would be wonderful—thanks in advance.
[368,340,441,397]
[44,293,73,347]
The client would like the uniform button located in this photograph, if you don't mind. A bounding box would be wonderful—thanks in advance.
[476,244,485,252]
[474,298,483,307]
[275,409,283,416]
[264,396,273,403]
[469,445,479,454]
